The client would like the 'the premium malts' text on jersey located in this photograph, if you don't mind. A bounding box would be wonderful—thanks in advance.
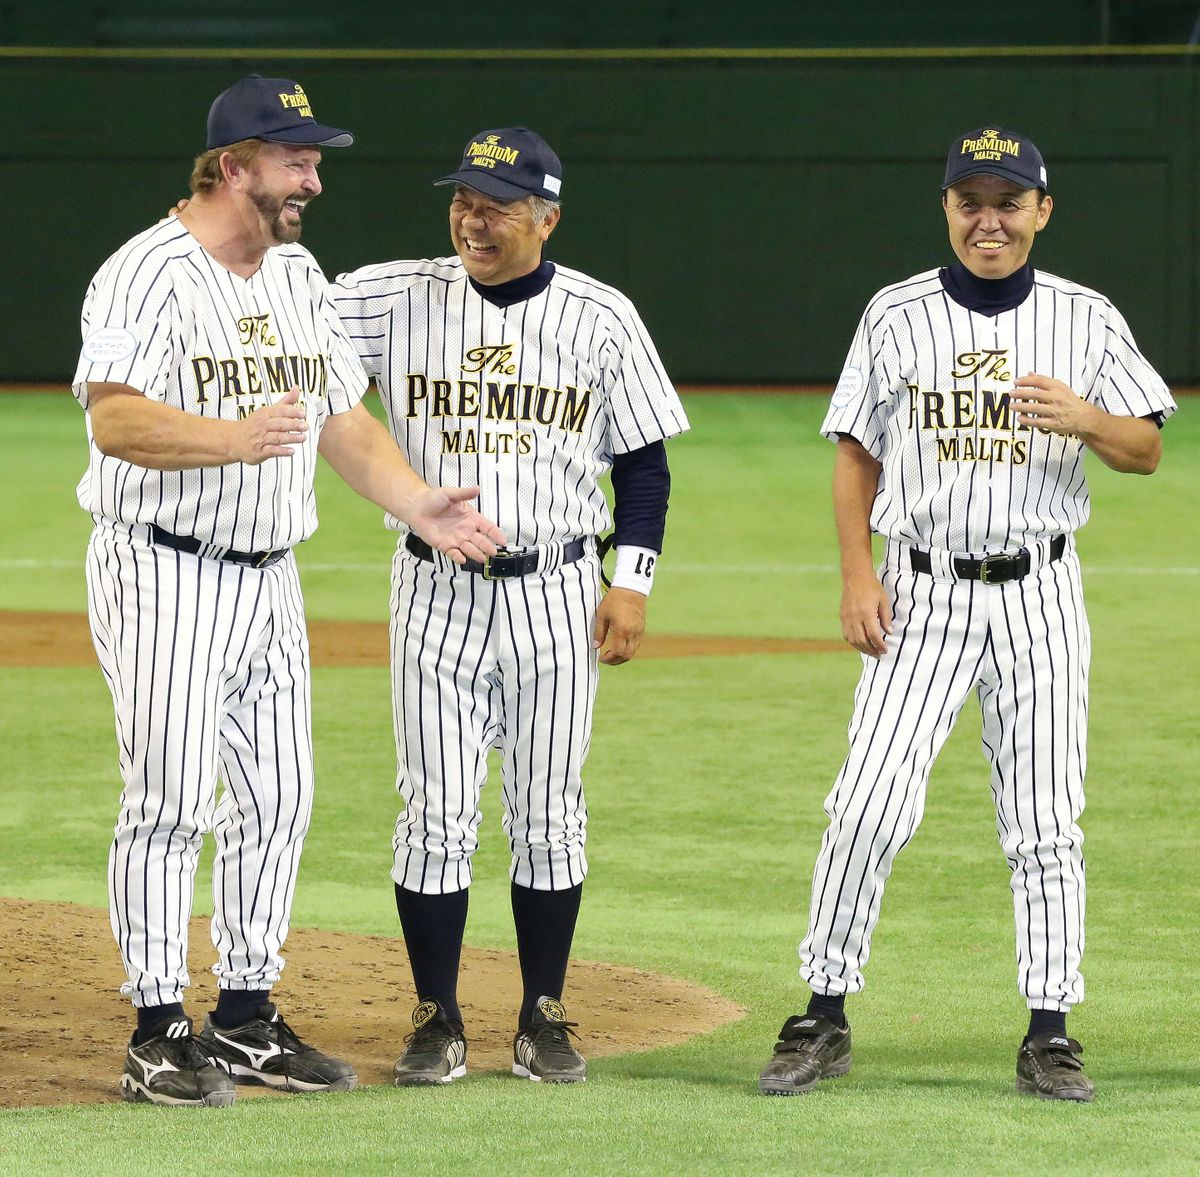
[823,268,1175,552]
[73,219,368,551]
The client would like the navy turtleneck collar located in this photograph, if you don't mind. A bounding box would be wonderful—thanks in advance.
[938,262,1033,316]
[468,260,555,307]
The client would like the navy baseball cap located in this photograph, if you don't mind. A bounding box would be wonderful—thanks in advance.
[434,127,562,202]
[943,127,1048,193]
[207,75,354,150]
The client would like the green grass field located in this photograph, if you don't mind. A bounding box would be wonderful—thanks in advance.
[1,390,1197,1175]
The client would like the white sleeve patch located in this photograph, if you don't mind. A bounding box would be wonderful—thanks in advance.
[831,367,864,407]
[81,327,138,364]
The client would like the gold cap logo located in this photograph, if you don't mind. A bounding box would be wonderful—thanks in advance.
[960,131,1020,161]
[466,138,520,167]
[278,84,313,119]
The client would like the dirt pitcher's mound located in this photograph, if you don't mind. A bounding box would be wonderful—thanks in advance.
[0,897,743,1108]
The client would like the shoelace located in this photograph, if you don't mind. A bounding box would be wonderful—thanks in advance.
[252,1015,320,1080]
[523,1019,581,1057]
[177,1034,223,1073]
[405,1021,461,1050]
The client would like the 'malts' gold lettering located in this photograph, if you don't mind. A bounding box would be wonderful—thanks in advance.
[935,435,1029,465]
[442,428,533,456]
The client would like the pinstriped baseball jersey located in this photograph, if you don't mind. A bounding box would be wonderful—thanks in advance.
[331,254,685,895]
[330,257,689,547]
[75,212,365,1014]
[73,218,368,550]
[797,260,1173,1019]
[823,268,1177,551]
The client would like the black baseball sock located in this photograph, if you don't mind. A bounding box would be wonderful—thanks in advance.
[511,881,583,1027]
[1026,1009,1068,1041]
[805,992,847,1028]
[134,1002,187,1045]
[394,883,469,1025]
[213,988,273,1029]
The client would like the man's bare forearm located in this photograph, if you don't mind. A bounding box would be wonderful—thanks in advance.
[833,435,882,579]
[87,382,307,469]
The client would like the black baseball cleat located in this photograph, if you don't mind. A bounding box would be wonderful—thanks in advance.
[758,1014,852,1095]
[1016,1033,1095,1102]
[512,996,587,1083]
[393,1000,468,1086]
[120,1017,237,1107]
[199,1002,358,1093]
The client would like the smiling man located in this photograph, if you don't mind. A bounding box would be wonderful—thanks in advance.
[73,76,504,1107]
[757,127,1176,1101]
[331,127,689,1086]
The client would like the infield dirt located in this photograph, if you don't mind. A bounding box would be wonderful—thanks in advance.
[0,610,843,667]
[0,897,744,1108]
[0,608,785,1109]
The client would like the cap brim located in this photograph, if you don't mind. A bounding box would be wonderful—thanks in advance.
[259,123,355,148]
[434,170,532,202]
[943,165,1045,191]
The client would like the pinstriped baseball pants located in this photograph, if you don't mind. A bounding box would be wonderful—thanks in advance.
[389,542,600,894]
[801,538,1089,1012]
[86,521,314,1008]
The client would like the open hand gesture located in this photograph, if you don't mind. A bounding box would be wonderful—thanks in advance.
[408,486,507,565]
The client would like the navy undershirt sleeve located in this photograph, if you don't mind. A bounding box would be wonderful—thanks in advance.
[610,441,670,552]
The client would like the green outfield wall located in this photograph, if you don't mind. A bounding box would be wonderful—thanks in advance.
[4,51,1197,382]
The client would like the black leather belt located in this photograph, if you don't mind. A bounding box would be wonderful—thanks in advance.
[405,533,586,579]
[150,525,290,569]
[909,534,1065,584]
